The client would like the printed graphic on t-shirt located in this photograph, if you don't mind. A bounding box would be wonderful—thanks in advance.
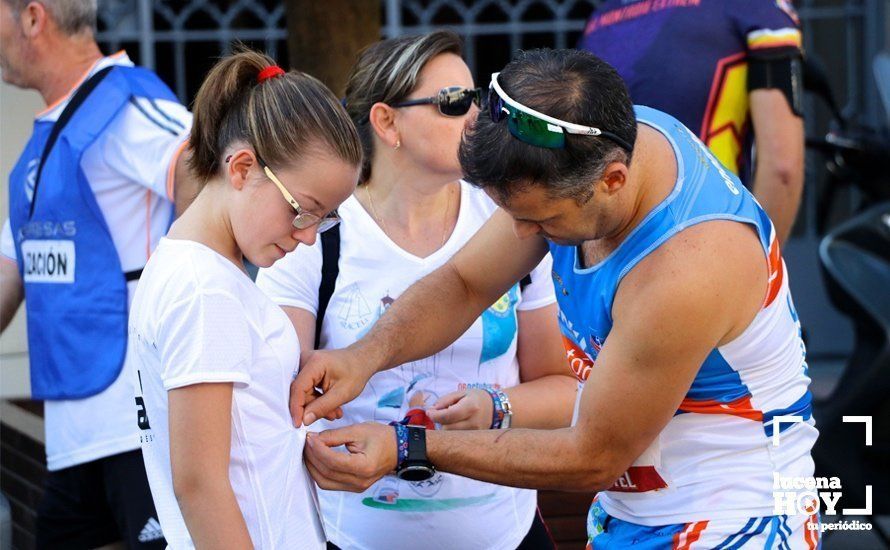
[362,476,496,512]
[350,285,522,512]
[355,290,393,340]
[337,283,374,330]
[480,285,520,366]
[134,367,154,443]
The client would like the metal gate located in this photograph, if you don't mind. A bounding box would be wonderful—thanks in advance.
[96,0,886,125]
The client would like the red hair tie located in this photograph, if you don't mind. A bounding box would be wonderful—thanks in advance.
[258,65,285,83]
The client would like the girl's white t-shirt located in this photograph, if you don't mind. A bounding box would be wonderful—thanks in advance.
[129,238,325,550]
[256,182,556,550]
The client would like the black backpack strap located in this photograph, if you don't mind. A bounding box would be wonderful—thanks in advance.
[315,226,341,349]
[519,273,532,292]
[29,66,115,219]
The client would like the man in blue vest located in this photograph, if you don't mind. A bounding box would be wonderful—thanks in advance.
[0,1,192,547]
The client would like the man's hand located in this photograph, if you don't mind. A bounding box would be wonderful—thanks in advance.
[426,389,494,430]
[290,348,375,427]
[304,423,398,492]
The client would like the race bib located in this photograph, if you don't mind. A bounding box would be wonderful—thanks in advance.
[21,240,75,283]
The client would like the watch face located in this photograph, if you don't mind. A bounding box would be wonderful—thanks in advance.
[398,464,435,482]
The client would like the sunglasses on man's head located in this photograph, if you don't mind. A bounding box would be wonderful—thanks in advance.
[392,86,483,117]
[487,72,633,150]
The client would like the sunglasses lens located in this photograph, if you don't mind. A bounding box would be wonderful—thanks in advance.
[488,78,570,148]
[472,89,483,107]
[506,112,565,148]
[488,89,505,123]
[439,90,474,117]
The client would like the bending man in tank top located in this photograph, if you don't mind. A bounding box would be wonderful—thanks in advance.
[295,49,820,549]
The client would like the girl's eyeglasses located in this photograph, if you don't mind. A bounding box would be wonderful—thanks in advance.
[254,154,340,233]
[488,72,634,151]
[392,86,483,117]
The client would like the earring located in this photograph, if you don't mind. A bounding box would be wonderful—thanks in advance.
[394,139,401,150]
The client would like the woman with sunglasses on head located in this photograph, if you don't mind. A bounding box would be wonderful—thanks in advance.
[257,31,575,550]
[127,47,362,549]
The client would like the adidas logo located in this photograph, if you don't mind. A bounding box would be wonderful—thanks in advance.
[138,517,164,543]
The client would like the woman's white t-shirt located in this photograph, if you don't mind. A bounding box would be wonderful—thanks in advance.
[128,238,326,549]
[256,182,556,550]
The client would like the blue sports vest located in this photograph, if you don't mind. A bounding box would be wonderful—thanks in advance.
[8,65,178,400]
[551,105,773,382]
[551,107,814,526]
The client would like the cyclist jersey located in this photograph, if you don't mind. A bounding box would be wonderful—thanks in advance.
[579,0,802,183]
[550,106,817,526]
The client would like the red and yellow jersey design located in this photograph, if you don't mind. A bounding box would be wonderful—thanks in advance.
[701,52,749,175]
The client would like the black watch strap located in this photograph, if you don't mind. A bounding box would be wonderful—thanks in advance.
[406,426,428,462]
[398,426,435,482]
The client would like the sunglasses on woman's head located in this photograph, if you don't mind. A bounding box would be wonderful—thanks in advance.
[487,72,633,150]
[392,86,483,117]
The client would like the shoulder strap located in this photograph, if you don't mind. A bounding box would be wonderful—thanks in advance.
[519,274,532,291]
[315,226,341,349]
[29,65,115,219]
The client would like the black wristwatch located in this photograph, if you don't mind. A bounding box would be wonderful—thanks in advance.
[396,426,436,481]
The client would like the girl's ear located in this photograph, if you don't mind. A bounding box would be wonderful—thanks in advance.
[226,149,258,191]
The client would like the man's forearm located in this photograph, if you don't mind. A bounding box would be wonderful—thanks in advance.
[425,426,613,493]
[0,291,22,334]
[0,259,24,334]
[752,164,803,244]
[749,89,805,245]
[353,262,491,373]
[507,375,577,429]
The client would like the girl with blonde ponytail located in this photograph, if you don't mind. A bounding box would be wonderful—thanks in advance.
[127,46,361,549]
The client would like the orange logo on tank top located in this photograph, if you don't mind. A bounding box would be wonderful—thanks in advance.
[563,335,595,382]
